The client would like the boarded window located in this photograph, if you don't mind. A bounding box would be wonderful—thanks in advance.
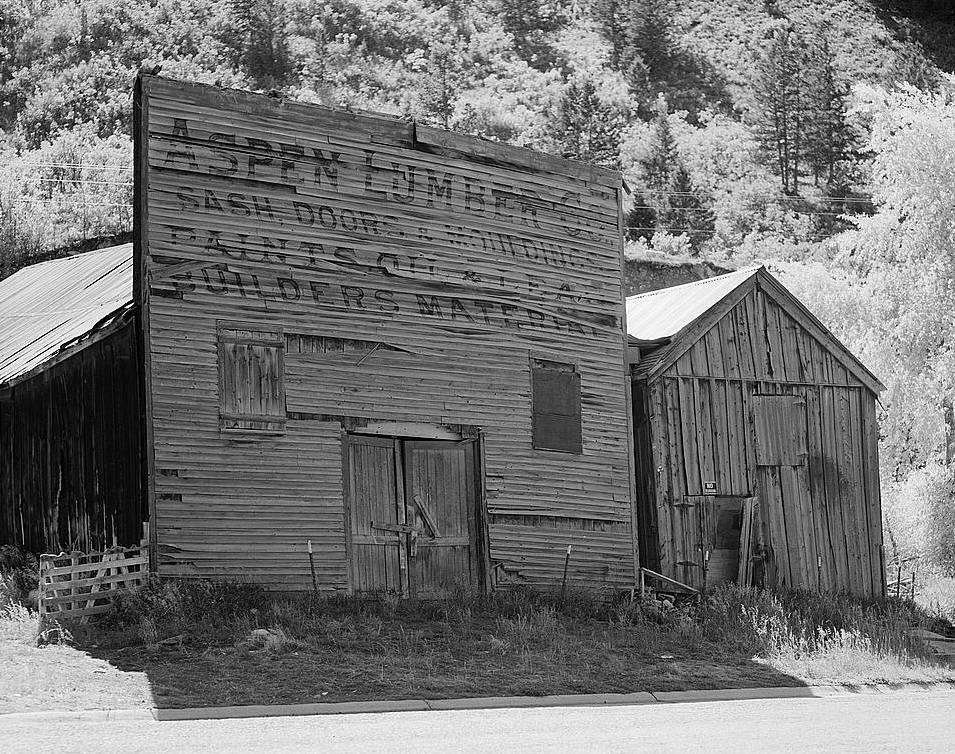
[218,328,286,433]
[753,394,807,465]
[531,359,582,453]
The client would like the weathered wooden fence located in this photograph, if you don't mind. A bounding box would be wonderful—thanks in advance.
[38,543,149,623]
[886,557,919,600]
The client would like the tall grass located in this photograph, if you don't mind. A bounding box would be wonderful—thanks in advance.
[0,547,40,645]
[84,577,953,683]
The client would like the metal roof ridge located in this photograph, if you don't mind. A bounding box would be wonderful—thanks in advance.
[625,264,762,303]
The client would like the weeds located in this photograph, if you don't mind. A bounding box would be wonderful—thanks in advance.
[68,575,955,694]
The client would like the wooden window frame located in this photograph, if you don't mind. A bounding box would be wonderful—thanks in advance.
[217,325,286,435]
[530,357,583,454]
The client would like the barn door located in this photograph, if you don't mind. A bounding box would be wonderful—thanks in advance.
[403,440,480,598]
[346,435,406,595]
[346,435,480,598]
[753,394,815,590]
[699,497,757,589]
[680,496,757,591]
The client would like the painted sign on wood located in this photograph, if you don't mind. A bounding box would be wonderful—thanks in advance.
[136,75,636,591]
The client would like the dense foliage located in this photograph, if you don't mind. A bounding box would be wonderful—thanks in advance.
[1,0,955,573]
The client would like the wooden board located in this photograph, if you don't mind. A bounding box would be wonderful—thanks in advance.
[403,439,480,597]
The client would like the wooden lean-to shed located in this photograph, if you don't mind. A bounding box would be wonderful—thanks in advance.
[0,245,143,553]
[628,266,886,597]
[132,74,637,595]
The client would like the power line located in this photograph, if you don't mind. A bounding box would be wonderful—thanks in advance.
[1,162,132,171]
[1,198,132,208]
[629,204,858,218]
[32,177,133,186]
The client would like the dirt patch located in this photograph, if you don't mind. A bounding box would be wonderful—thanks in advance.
[0,615,152,713]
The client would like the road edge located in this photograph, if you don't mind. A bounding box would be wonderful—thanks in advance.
[3,681,954,723]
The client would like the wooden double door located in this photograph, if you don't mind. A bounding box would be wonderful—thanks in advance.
[345,435,482,598]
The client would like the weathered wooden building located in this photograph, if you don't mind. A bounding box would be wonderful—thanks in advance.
[126,74,637,594]
[628,266,886,597]
[0,245,142,553]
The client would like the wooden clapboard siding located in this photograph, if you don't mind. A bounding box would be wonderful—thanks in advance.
[641,275,884,596]
[137,75,633,592]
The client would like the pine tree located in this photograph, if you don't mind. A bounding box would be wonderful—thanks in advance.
[498,0,564,70]
[804,34,854,190]
[753,28,809,195]
[622,0,672,80]
[591,0,627,68]
[667,163,714,250]
[229,0,292,89]
[640,95,680,225]
[638,96,713,250]
[418,40,467,130]
[553,76,627,168]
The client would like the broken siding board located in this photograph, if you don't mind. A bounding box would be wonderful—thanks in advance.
[836,388,864,593]
[845,387,872,595]
[662,376,686,578]
[726,380,749,495]
[717,315,741,379]
[703,328,725,379]
[748,292,772,380]
[861,391,885,596]
[820,386,850,590]
[762,295,787,383]
[733,294,757,379]
[805,386,834,592]
[676,378,701,497]
[847,388,874,596]
[775,466,801,587]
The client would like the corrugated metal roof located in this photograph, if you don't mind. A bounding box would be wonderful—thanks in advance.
[0,244,134,386]
[626,266,761,343]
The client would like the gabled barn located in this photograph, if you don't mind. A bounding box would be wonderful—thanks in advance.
[628,266,886,597]
[0,244,142,553]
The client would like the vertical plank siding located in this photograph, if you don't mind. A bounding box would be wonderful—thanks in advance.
[138,76,634,591]
[643,285,884,596]
[0,321,142,553]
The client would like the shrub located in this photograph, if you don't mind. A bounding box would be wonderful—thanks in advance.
[100,577,269,644]
[0,545,38,608]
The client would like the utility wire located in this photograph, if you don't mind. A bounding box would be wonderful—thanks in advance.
[1,162,132,171]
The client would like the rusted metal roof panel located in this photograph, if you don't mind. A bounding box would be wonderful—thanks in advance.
[625,266,760,343]
[0,244,134,385]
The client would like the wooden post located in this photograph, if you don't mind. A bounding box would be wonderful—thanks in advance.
[559,545,572,606]
[307,540,318,592]
[70,552,81,616]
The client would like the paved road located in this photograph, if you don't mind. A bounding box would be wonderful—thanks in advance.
[3,691,954,753]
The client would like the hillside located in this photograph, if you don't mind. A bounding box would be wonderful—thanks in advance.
[2,0,954,268]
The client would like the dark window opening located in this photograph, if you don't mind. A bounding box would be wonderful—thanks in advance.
[531,359,582,453]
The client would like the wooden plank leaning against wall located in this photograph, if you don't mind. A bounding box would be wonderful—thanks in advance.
[135,75,636,592]
[634,280,884,597]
